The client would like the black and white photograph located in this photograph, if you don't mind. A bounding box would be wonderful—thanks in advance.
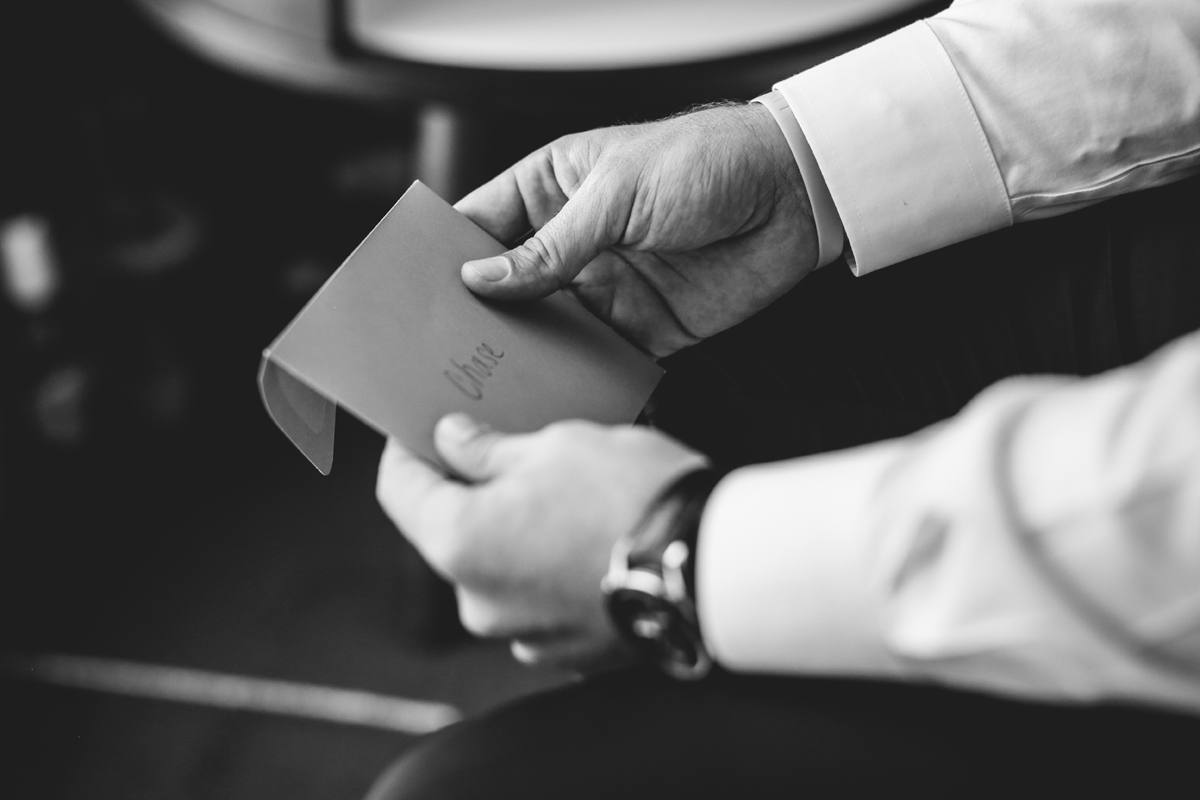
[2,1,1199,797]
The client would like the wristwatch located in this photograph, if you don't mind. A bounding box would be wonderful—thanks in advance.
[601,467,724,680]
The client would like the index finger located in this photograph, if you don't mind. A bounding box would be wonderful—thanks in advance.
[454,169,534,245]
[376,437,470,548]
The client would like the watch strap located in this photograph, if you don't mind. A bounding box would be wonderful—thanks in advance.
[603,465,725,680]
[627,467,724,599]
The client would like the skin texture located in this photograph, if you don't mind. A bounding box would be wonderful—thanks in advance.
[378,104,817,671]
[456,102,817,357]
[377,415,706,669]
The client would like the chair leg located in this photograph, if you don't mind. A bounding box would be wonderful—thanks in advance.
[414,103,466,202]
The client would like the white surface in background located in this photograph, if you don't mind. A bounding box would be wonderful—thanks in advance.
[350,0,928,70]
[0,215,60,314]
[2,652,462,734]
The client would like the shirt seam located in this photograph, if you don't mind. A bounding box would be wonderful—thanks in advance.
[919,20,1014,228]
[1010,145,1200,210]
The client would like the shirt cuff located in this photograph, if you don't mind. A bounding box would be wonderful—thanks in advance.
[753,90,844,270]
[696,441,908,677]
[775,21,1012,276]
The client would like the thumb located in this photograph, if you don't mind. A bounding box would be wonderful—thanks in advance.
[435,413,518,482]
[461,183,618,301]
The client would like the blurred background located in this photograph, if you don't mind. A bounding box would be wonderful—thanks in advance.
[0,1,939,797]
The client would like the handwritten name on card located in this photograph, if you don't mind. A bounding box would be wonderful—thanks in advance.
[260,181,662,472]
[444,343,505,400]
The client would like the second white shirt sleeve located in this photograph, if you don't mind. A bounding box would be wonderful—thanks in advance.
[774,0,1200,276]
[697,331,1200,713]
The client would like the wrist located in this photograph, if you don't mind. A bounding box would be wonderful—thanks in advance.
[602,466,725,680]
[742,103,815,251]
[752,91,844,270]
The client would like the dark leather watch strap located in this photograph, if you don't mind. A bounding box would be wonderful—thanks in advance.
[626,466,727,599]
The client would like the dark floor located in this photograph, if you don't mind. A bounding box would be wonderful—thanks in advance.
[0,4,568,797]
[2,415,566,800]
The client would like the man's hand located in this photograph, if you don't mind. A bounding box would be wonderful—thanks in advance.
[456,104,817,357]
[376,414,707,670]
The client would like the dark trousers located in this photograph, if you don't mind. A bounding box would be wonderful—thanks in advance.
[368,176,1200,799]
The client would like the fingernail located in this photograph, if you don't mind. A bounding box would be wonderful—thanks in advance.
[438,412,478,442]
[465,256,511,282]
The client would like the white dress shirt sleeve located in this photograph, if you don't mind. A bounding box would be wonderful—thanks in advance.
[693,0,1200,710]
[772,0,1200,275]
[697,330,1200,711]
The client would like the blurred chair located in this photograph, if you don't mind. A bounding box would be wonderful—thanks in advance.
[130,0,941,199]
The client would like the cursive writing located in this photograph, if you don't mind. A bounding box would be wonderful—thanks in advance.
[444,343,505,400]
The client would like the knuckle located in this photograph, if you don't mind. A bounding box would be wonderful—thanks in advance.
[542,418,595,439]
[510,641,544,666]
[547,132,585,162]
[550,136,598,190]
[456,591,501,638]
[469,432,502,475]
[539,419,601,451]
[517,235,565,284]
[609,423,648,446]
[536,422,576,454]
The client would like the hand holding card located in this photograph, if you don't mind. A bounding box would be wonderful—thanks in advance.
[259,182,663,473]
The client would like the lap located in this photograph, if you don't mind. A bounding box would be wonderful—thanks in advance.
[367,669,1200,800]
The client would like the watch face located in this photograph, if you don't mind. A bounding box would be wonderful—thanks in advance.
[607,588,707,677]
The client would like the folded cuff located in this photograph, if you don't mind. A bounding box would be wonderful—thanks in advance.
[776,21,1012,275]
[696,441,908,676]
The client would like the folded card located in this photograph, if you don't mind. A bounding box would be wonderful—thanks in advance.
[259,181,664,473]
